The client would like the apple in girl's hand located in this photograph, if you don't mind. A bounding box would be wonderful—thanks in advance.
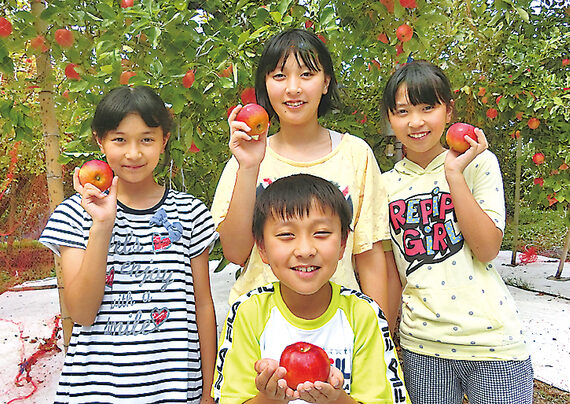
[446,123,477,153]
[279,341,332,390]
[234,103,269,140]
[78,160,114,192]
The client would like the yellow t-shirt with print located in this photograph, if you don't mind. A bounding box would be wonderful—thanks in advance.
[211,132,390,303]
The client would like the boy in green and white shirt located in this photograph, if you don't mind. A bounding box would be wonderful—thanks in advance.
[212,174,409,404]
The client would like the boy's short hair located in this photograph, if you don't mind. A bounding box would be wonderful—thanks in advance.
[252,174,351,244]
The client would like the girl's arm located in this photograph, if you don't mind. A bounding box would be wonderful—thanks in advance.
[61,171,118,326]
[354,241,393,329]
[445,129,503,262]
[190,248,217,403]
[218,106,268,265]
[384,250,403,335]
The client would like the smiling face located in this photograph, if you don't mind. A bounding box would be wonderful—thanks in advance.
[264,52,330,127]
[388,84,453,168]
[258,202,346,301]
[97,113,169,187]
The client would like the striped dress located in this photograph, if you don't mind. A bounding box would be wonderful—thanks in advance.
[40,189,217,403]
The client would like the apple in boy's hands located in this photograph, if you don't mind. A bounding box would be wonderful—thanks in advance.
[279,341,332,389]
[78,160,114,192]
[446,123,477,153]
[235,103,269,140]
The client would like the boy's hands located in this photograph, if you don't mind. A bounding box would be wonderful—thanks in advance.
[228,104,268,170]
[254,359,295,402]
[254,359,345,404]
[445,127,488,176]
[73,167,118,227]
[293,366,344,403]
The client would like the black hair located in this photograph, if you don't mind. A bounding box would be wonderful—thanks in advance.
[382,60,453,117]
[255,29,340,120]
[91,86,173,140]
[252,174,351,245]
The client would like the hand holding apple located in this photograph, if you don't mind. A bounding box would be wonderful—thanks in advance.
[227,104,268,170]
[253,359,295,401]
[73,163,118,227]
[234,103,269,141]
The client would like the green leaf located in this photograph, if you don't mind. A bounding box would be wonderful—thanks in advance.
[270,11,282,23]
[515,7,529,23]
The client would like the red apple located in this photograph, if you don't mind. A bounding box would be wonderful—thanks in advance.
[235,104,269,140]
[64,63,81,80]
[78,160,114,191]
[317,34,327,43]
[559,163,569,170]
[562,59,569,66]
[532,152,545,165]
[30,35,48,52]
[399,0,417,8]
[121,0,134,8]
[279,342,331,390]
[182,69,195,88]
[240,87,256,105]
[62,89,70,100]
[477,87,486,97]
[446,123,477,153]
[188,141,200,153]
[377,33,389,44]
[0,17,12,38]
[380,0,395,13]
[496,95,503,105]
[533,177,544,187]
[304,20,314,29]
[515,111,523,121]
[396,24,413,42]
[218,64,233,78]
[395,42,404,56]
[527,117,540,129]
[55,28,74,48]
[486,108,498,119]
[227,105,237,118]
[120,71,136,85]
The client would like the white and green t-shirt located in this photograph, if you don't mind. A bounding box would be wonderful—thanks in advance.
[383,150,529,361]
[212,282,409,404]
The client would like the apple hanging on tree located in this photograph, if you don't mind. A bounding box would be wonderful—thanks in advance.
[0,17,12,38]
[486,108,498,119]
[234,103,269,140]
[240,87,256,105]
[120,71,136,85]
[532,152,545,165]
[55,28,74,48]
[399,0,417,8]
[279,342,332,390]
[396,24,413,42]
[64,63,81,80]
[527,117,540,130]
[121,0,134,8]
[78,160,114,192]
[182,70,195,88]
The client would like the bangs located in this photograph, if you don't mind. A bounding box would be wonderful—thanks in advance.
[261,34,323,76]
[403,73,449,107]
[383,60,452,115]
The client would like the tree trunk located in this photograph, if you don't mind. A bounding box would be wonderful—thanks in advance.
[510,135,522,266]
[31,0,73,350]
[554,208,569,279]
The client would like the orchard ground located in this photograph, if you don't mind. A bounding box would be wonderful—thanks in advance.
[0,252,568,403]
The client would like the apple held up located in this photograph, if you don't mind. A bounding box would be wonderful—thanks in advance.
[78,160,114,192]
[446,123,477,153]
[279,341,332,390]
[234,103,269,140]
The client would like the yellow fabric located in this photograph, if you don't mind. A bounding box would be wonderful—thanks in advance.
[211,132,390,303]
[383,151,529,361]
